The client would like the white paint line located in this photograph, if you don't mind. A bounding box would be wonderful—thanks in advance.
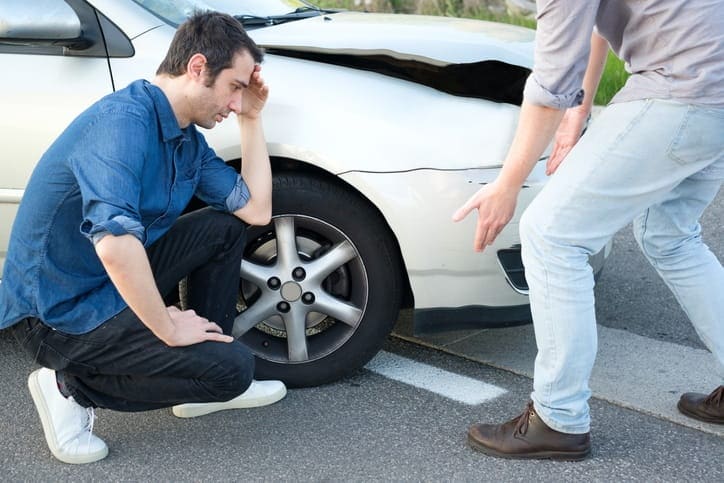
[365,351,507,405]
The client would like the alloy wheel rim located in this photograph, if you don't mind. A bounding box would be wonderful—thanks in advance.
[233,215,369,364]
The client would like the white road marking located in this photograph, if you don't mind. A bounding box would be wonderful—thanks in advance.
[365,351,507,405]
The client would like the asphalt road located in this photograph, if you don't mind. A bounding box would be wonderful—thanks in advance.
[0,191,721,480]
[1,336,721,481]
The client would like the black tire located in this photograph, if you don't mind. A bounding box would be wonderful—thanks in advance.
[233,172,403,387]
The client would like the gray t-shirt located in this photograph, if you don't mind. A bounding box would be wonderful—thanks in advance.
[523,0,724,109]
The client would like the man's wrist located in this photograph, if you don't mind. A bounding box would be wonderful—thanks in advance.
[237,112,262,123]
[151,315,177,345]
[495,171,525,195]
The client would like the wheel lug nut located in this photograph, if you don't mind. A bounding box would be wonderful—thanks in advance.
[292,267,306,281]
[277,301,290,313]
[302,292,315,304]
[267,277,281,290]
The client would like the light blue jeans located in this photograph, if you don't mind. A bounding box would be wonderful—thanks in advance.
[519,99,724,434]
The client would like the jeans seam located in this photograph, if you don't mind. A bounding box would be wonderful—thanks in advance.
[666,105,693,165]
[637,209,657,270]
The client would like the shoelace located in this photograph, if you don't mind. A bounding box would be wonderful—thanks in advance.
[83,407,96,448]
[513,401,535,436]
[705,386,724,406]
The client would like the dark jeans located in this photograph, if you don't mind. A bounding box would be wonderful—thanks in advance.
[12,208,254,411]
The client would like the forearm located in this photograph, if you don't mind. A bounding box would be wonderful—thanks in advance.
[95,234,175,343]
[576,31,609,115]
[234,115,272,225]
[497,102,565,190]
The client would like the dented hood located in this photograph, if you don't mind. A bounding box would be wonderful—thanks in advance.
[251,11,534,69]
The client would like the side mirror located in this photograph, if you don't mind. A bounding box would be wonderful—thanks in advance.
[0,0,90,49]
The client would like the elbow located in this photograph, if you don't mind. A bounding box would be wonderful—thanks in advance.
[94,234,139,270]
[237,198,272,226]
[247,207,272,226]
[95,237,123,269]
[234,198,272,226]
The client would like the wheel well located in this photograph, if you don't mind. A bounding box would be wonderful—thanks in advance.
[270,157,414,310]
[189,156,414,309]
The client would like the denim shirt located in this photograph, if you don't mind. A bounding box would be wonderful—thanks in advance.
[0,80,250,334]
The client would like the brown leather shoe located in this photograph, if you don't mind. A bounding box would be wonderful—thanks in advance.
[677,386,724,424]
[468,401,591,461]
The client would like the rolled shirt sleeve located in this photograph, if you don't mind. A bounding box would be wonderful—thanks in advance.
[224,174,252,212]
[524,0,601,109]
[193,132,251,212]
[85,216,145,245]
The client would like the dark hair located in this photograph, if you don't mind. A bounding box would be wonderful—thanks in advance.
[156,11,264,86]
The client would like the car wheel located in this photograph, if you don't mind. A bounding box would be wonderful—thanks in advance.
[233,172,403,387]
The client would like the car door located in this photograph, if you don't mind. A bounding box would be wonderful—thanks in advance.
[0,0,133,274]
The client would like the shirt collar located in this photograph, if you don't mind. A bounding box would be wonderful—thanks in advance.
[142,80,185,142]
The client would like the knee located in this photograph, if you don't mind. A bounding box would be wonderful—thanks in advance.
[519,206,536,244]
[633,215,702,265]
[199,209,246,259]
[206,209,246,243]
[519,203,549,256]
[207,343,255,401]
[519,201,593,275]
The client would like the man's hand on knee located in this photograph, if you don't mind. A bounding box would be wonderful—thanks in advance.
[164,306,234,346]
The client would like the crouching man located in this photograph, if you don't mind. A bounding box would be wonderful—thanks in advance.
[0,11,285,464]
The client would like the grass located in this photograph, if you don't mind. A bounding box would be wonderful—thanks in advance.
[595,51,628,106]
[314,1,628,104]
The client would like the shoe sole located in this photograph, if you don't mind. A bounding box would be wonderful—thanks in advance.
[467,433,591,461]
[677,400,724,425]
[28,371,109,464]
[172,386,287,418]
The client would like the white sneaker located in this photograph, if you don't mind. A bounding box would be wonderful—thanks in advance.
[28,368,108,464]
[172,380,287,418]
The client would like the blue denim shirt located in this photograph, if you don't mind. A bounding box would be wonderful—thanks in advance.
[0,80,250,334]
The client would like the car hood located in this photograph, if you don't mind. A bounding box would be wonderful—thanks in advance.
[251,11,534,69]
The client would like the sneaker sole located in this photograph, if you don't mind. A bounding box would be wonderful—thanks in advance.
[467,433,591,461]
[28,371,109,464]
[172,386,287,418]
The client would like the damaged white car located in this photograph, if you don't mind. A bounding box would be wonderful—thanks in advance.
[0,0,607,386]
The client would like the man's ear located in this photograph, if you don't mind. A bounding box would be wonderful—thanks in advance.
[187,53,207,82]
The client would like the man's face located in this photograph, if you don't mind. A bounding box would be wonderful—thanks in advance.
[192,50,255,129]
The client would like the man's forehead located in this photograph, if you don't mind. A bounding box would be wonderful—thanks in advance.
[226,51,255,86]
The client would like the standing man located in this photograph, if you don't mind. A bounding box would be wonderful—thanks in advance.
[0,12,286,465]
[453,0,723,460]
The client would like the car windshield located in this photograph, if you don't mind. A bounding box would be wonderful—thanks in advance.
[131,0,324,26]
